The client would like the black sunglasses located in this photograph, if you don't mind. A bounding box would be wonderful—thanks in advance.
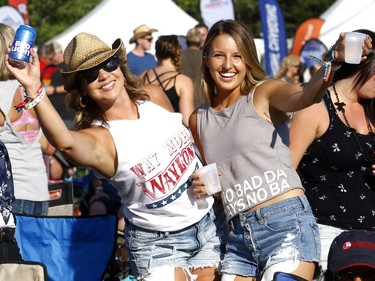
[80,55,119,84]
[143,37,153,42]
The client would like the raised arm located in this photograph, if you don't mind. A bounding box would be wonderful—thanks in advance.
[5,48,116,177]
[257,33,372,114]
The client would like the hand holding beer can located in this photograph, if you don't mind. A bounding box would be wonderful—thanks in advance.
[9,25,36,68]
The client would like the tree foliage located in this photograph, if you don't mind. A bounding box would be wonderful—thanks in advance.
[0,0,335,44]
[0,0,100,44]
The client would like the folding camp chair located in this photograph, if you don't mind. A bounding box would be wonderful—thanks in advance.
[0,261,47,281]
[15,214,117,281]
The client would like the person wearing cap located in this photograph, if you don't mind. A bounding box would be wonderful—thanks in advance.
[5,32,226,281]
[323,229,375,281]
[127,24,158,77]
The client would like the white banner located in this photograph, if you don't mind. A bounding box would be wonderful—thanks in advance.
[200,0,235,29]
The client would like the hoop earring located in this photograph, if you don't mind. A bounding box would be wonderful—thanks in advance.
[79,96,88,108]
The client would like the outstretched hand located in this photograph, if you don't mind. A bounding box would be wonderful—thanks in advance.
[5,47,42,93]
[333,32,373,62]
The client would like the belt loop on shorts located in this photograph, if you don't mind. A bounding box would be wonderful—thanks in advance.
[297,195,308,211]
[229,220,234,230]
[255,209,264,224]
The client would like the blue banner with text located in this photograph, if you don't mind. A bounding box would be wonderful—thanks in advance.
[259,0,287,76]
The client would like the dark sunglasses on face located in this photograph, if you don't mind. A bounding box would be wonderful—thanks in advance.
[80,55,119,84]
[143,37,153,42]
[335,268,375,281]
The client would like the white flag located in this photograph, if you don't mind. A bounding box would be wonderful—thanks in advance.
[200,0,235,29]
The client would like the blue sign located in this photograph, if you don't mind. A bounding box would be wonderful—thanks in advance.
[259,0,287,76]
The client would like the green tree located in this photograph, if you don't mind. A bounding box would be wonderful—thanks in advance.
[0,0,100,44]
[28,0,101,44]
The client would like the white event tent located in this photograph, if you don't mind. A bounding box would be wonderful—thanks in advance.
[50,0,198,52]
[319,0,375,47]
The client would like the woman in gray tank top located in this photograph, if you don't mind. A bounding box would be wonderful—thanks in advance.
[189,20,372,281]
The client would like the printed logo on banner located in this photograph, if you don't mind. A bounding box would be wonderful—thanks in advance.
[200,0,235,29]
[259,0,287,77]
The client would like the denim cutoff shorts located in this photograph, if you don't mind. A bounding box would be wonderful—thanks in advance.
[124,206,226,280]
[11,199,49,216]
[221,195,320,277]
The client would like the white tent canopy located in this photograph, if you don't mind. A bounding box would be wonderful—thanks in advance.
[319,0,375,47]
[50,0,198,52]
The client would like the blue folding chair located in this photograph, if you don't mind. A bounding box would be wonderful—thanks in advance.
[15,214,117,281]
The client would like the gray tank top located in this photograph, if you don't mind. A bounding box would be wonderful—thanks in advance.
[197,91,303,220]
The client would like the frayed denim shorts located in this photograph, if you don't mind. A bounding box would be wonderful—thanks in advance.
[221,195,320,278]
[125,203,227,280]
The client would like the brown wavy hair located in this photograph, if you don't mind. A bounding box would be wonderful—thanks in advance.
[65,45,149,130]
[155,35,181,71]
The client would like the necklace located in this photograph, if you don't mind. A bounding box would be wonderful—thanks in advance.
[332,83,375,163]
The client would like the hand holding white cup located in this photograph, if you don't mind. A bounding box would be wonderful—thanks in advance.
[195,163,222,196]
[345,32,366,64]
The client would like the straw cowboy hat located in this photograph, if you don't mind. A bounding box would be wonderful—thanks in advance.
[129,24,158,44]
[61,32,127,91]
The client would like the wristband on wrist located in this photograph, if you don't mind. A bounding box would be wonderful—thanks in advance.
[310,46,342,82]
[14,84,45,112]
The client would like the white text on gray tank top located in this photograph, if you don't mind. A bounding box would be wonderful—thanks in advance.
[222,169,291,217]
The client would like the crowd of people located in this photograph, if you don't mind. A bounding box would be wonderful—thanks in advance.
[0,17,374,281]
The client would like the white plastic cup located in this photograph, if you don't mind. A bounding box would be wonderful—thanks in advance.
[196,163,221,195]
[345,32,366,64]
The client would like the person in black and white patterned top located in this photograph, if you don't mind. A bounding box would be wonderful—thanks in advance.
[290,29,375,274]
[0,140,23,262]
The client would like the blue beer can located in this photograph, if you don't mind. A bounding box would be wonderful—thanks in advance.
[9,25,36,68]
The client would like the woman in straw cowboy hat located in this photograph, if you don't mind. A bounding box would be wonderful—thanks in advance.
[5,32,226,281]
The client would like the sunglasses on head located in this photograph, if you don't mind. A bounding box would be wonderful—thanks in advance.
[80,55,119,84]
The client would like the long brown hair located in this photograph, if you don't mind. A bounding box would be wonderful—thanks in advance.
[198,19,267,104]
[155,35,181,71]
